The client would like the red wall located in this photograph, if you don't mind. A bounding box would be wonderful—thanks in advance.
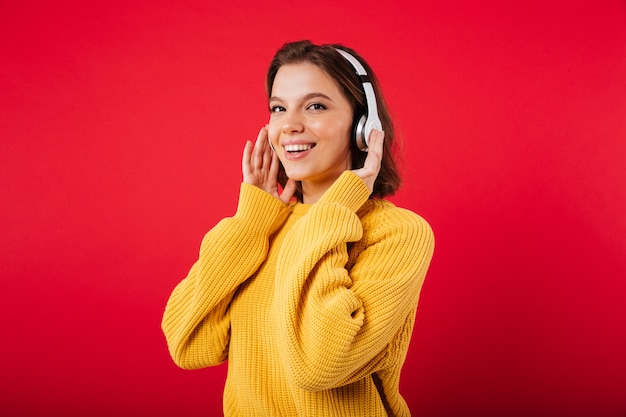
[2,1,625,416]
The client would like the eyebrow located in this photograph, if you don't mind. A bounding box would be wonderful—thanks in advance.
[269,92,334,103]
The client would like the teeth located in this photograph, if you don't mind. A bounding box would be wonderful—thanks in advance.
[284,144,314,152]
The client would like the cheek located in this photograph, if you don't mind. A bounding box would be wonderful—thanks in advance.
[311,118,353,143]
[331,119,353,148]
[267,122,280,146]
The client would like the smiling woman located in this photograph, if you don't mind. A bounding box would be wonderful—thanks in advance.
[266,40,402,203]
[161,40,434,416]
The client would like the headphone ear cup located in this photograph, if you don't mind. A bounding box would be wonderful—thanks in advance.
[354,114,368,152]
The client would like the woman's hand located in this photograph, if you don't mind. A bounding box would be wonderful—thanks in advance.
[242,126,296,204]
[352,129,384,195]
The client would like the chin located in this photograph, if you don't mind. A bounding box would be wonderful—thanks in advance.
[283,168,309,182]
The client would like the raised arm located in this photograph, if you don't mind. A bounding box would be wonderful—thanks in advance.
[273,171,434,390]
[162,127,293,369]
[161,183,290,369]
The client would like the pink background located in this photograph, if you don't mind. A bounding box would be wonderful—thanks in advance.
[2,1,625,416]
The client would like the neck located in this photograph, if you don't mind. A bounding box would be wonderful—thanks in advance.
[299,162,353,204]
[301,185,323,204]
[301,180,334,204]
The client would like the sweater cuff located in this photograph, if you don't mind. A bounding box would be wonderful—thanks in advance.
[235,183,288,234]
[317,171,370,212]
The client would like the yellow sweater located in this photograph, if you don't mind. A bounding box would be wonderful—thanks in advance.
[162,171,434,416]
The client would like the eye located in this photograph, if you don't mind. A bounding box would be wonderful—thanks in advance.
[270,105,286,113]
[307,103,326,111]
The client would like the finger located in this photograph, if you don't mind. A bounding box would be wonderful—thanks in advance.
[280,178,297,204]
[371,129,384,156]
[363,130,384,173]
[262,136,274,170]
[242,140,253,176]
[253,127,267,170]
[268,146,280,180]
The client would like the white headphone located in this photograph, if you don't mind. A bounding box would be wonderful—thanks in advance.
[336,48,382,152]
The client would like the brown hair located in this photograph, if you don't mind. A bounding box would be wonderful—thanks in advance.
[266,40,402,199]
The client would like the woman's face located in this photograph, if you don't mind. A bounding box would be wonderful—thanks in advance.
[268,62,353,198]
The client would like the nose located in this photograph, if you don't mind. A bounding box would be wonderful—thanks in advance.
[281,111,304,134]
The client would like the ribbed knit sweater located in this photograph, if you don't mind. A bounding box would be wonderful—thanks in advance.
[162,171,434,416]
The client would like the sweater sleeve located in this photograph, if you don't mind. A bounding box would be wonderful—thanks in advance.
[273,171,435,391]
[161,183,289,370]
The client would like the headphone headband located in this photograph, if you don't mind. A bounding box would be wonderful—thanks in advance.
[335,48,382,151]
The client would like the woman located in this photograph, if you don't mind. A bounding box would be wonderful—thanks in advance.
[162,40,434,416]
